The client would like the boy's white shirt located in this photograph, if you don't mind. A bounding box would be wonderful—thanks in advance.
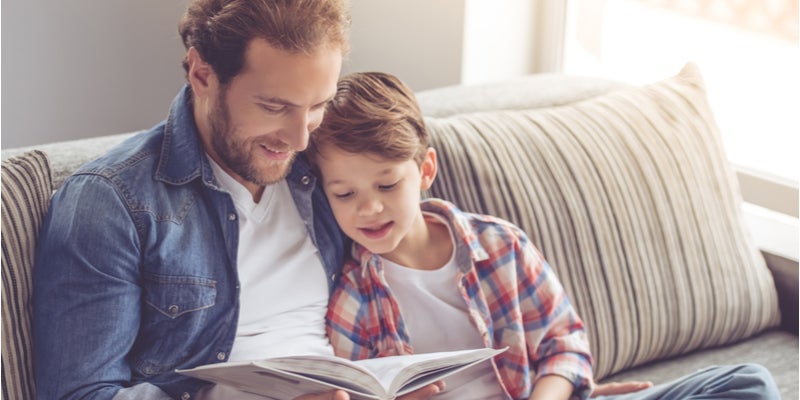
[381,212,506,400]
[198,157,333,399]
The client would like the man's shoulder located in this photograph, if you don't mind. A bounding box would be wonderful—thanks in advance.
[75,123,166,181]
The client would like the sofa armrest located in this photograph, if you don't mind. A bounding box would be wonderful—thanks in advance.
[762,251,799,335]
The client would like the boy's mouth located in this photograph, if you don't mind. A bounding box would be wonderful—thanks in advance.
[359,221,394,239]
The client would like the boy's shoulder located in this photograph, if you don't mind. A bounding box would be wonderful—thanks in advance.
[421,197,527,238]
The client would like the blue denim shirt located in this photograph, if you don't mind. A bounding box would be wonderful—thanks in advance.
[32,86,346,400]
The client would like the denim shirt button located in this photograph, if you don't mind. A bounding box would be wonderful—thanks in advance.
[181,392,191,400]
[216,351,226,361]
[301,176,310,185]
[228,213,237,221]
[168,305,179,317]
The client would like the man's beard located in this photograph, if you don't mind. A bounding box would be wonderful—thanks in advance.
[208,88,296,186]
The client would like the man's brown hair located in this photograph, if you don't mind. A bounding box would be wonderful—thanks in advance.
[179,0,350,84]
[308,72,429,167]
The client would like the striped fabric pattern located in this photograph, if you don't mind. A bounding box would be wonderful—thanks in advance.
[423,63,780,380]
[2,150,52,400]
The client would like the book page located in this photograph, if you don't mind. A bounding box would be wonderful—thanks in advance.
[177,347,507,400]
[355,347,506,395]
[267,355,385,397]
[179,360,381,399]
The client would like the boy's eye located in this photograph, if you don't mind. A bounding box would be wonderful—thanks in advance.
[379,182,398,191]
[333,191,353,199]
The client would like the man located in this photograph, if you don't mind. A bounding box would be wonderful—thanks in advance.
[33,1,361,399]
[32,1,655,399]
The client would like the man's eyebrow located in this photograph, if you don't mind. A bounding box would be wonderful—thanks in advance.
[253,94,297,107]
[254,94,334,108]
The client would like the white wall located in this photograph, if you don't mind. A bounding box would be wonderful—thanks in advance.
[2,0,541,149]
[345,0,466,92]
[2,0,192,148]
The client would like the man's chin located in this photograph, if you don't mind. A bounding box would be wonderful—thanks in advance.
[254,156,295,185]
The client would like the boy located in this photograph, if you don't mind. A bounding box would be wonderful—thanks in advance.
[307,72,780,400]
[307,72,591,399]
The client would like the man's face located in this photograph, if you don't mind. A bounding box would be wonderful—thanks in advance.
[201,39,342,196]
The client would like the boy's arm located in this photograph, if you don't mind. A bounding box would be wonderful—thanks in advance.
[528,375,575,400]
[517,237,594,399]
[325,262,373,360]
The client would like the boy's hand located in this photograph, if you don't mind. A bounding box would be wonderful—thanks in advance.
[294,390,350,400]
[397,381,445,399]
[293,381,444,400]
[591,380,653,397]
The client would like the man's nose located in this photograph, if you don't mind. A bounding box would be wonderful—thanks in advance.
[281,111,312,151]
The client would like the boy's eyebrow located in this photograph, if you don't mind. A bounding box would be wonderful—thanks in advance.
[324,167,395,187]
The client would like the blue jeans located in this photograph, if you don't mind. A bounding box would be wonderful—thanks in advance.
[595,364,780,400]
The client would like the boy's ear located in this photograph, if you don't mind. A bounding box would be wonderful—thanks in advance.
[186,47,217,100]
[420,148,438,190]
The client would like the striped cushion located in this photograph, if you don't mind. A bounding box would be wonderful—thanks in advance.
[2,150,52,400]
[424,63,780,379]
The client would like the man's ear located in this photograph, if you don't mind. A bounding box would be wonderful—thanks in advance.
[420,148,438,190]
[186,47,217,99]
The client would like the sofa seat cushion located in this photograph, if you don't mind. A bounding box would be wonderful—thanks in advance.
[423,63,781,380]
[2,150,53,399]
[602,330,798,400]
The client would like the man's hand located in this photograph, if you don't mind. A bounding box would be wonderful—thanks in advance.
[591,380,653,397]
[293,381,444,400]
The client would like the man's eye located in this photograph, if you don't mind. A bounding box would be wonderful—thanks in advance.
[259,104,285,113]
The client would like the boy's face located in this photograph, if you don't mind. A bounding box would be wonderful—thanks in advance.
[316,144,436,258]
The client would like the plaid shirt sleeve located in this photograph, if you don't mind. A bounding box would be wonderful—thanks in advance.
[468,213,593,399]
[326,259,373,360]
[521,240,593,397]
[326,254,413,361]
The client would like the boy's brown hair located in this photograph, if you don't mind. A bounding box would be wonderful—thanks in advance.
[179,0,350,85]
[308,72,429,166]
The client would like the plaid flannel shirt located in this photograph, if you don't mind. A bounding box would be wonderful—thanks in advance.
[326,198,593,400]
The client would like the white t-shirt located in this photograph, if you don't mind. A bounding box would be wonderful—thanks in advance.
[382,214,506,400]
[198,159,333,399]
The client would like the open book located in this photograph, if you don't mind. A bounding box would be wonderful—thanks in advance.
[177,347,506,400]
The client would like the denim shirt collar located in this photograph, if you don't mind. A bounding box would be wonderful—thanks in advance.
[153,85,207,186]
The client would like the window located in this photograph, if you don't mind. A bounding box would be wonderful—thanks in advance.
[562,0,799,260]
[563,0,799,184]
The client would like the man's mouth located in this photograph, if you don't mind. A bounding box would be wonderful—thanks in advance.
[259,144,291,160]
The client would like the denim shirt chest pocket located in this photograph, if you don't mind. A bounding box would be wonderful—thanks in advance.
[134,273,217,376]
[144,273,216,318]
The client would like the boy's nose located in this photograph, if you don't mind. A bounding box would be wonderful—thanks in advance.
[357,197,383,216]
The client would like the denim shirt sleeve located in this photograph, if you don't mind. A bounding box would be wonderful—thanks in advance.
[33,174,154,400]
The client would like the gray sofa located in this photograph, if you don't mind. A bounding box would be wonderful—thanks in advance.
[2,63,797,399]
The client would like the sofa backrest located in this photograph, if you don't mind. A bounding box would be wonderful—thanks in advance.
[421,63,780,379]
[2,150,52,400]
[1,132,137,191]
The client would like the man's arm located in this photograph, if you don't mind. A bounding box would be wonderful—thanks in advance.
[33,176,154,399]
